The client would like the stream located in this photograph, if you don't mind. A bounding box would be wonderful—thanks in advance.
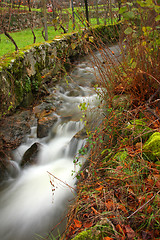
[0,44,121,240]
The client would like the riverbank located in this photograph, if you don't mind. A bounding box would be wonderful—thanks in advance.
[65,93,160,239]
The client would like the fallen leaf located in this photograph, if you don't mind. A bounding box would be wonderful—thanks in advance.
[124,225,136,239]
[103,237,113,240]
[74,219,82,228]
[95,186,103,191]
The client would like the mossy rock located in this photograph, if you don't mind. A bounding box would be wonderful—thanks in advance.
[72,229,94,240]
[125,119,153,142]
[72,218,114,240]
[143,132,160,162]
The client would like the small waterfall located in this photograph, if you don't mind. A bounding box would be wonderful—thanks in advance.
[0,44,120,240]
[0,120,86,240]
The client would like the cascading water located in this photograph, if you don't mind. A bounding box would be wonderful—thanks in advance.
[0,44,120,240]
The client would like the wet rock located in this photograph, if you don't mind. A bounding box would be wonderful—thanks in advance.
[74,128,87,140]
[37,115,58,138]
[21,142,41,167]
[0,160,9,182]
[0,110,33,156]
[0,159,20,183]
[33,101,58,138]
[33,102,56,119]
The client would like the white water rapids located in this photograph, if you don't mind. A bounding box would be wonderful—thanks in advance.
[0,45,120,240]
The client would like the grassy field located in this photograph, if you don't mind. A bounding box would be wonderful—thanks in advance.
[0,26,67,56]
[0,16,117,57]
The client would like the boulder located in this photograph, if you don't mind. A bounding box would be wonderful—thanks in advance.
[0,110,33,156]
[37,115,58,138]
[0,160,9,182]
[21,142,41,167]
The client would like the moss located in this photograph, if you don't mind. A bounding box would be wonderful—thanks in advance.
[143,132,160,162]
[72,219,114,240]
[72,229,93,240]
[0,50,25,69]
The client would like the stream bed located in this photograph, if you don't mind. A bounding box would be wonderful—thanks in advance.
[0,44,121,240]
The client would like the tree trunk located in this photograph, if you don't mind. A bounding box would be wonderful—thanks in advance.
[95,1,99,25]
[104,3,107,25]
[116,0,121,21]
[84,0,89,26]
[41,0,48,41]
[71,0,75,30]
[3,27,18,51]
[27,0,31,12]
[31,27,36,43]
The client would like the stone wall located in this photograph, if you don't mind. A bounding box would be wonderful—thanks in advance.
[0,24,120,115]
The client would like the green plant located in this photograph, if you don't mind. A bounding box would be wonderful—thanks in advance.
[119,0,160,104]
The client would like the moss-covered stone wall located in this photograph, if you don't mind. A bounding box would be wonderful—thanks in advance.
[0,24,120,115]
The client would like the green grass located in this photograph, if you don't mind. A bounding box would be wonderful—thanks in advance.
[0,26,71,56]
[0,14,118,57]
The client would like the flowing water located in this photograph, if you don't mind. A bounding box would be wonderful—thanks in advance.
[0,44,121,240]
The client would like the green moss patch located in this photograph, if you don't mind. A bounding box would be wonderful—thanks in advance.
[143,132,160,162]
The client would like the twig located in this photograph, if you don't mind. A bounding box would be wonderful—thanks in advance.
[138,70,160,85]
[148,87,160,104]
[127,190,160,219]
[47,171,76,192]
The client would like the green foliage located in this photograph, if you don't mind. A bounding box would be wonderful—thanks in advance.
[117,0,160,104]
